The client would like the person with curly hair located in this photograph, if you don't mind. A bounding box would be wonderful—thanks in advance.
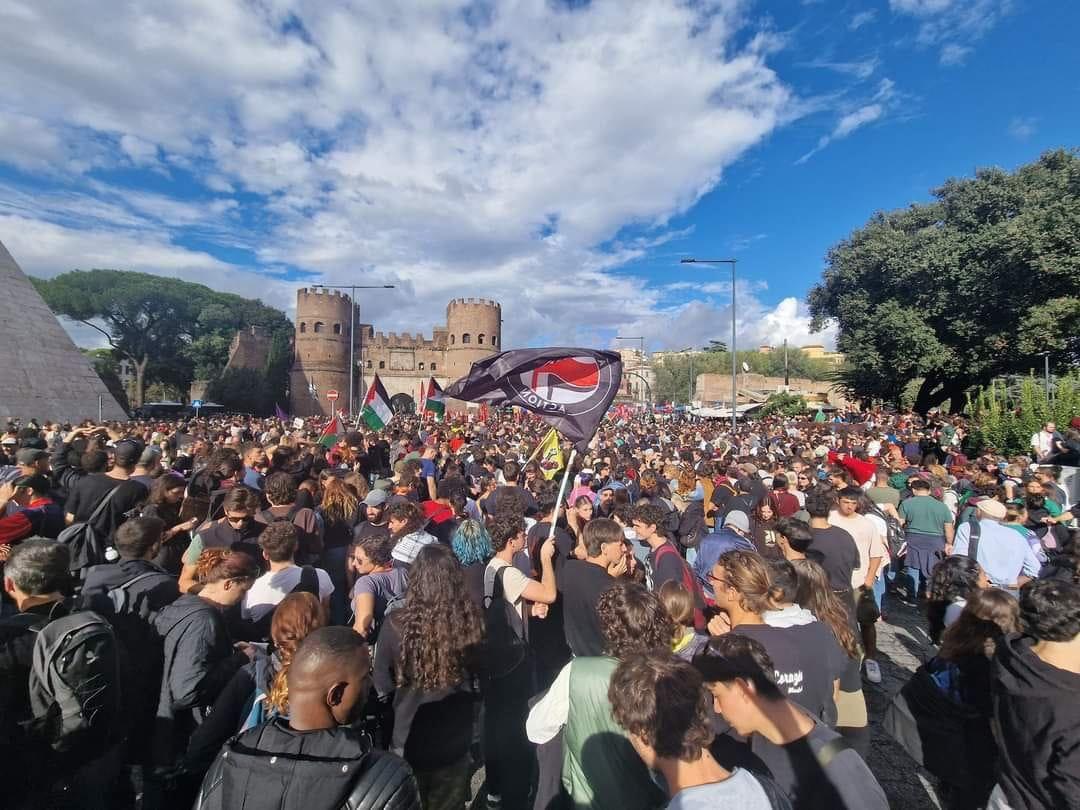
[926,555,989,645]
[991,578,1080,810]
[349,531,406,640]
[373,544,484,810]
[609,653,780,808]
[526,581,671,810]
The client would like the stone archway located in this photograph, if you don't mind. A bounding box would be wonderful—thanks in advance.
[389,393,416,415]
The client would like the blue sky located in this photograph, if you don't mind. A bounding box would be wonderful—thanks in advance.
[0,0,1075,353]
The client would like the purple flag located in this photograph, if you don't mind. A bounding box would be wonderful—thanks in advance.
[274,403,289,421]
[444,348,622,451]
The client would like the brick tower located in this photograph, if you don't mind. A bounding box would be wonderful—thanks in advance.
[444,298,501,381]
[289,287,355,417]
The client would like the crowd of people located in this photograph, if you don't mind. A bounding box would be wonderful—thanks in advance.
[0,405,1077,810]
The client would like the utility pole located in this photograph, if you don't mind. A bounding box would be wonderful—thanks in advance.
[784,338,789,389]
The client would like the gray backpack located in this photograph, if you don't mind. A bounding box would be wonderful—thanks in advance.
[27,611,123,754]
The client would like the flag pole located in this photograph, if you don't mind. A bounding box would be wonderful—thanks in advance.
[548,446,577,541]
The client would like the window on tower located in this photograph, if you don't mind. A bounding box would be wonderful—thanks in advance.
[314,322,324,333]
[300,322,307,333]
[478,334,485,345]
[366,360,372,369]
[492,334,498,347]
[462,333,471,344]
[333,323,341,335]
[418,362,425,371]
[379,361,386,369]
[430,363,436,371]
[450,334,456,345]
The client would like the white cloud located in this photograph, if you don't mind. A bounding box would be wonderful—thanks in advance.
[1008,116,1037,140]
[890,0,1013,64]
[938,43,972,65]
[796,78,896,164]
[802,56,880,80]
[0,0,808,350]
[849,10,878,30]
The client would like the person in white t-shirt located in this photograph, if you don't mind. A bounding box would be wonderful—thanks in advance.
[242,520,333,625]
[829,487,888,684]
[1030,422,1060,462]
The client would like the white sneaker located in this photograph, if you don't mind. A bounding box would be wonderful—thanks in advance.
[864,659,882,684]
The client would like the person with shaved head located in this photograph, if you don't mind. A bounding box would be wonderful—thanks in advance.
[194,626,421,810]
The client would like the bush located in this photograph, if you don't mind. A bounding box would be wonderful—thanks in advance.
[757,392,808,419]
[968,374,1080,455]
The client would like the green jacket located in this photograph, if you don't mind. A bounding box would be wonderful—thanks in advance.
[562,657,666,810]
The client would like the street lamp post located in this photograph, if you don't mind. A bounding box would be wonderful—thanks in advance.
[679,346,695,406]
[311,283,396,419]
[680,258,738,433]
[616,335,646,408]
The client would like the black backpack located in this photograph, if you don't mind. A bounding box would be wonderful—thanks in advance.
[25,611,123,756]
[483,566,529,681]
[56,486,122,575]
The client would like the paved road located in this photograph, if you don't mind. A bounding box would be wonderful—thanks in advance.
[865,593,943,809]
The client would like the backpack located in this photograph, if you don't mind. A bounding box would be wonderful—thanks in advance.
[483,565,529,681]
[653,543,707,631]
[25,611,123,756]
[56,486,123,575]
[108,570,176,619]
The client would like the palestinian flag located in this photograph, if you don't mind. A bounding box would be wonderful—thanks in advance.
[424,377,446,421]
[317,416,342,449]
[361,374,393,431]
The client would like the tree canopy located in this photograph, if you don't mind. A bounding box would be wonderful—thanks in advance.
[33,269,292,409]
[808,149,1080,413]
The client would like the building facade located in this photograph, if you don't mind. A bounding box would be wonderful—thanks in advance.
[289,287,502,417]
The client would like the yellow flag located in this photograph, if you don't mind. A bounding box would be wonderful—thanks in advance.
[535,428,565,480]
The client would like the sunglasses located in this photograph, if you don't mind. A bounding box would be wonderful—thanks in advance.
[707,572,732,590]
[226,515,253,526]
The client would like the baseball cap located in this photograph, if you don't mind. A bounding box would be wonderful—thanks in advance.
[12,473,50,494]
[363,489,389,507]
[113,439,144,466]
[724,511,751,533]
[16,448,47,465]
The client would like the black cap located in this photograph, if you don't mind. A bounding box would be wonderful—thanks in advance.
[16,448,48,466]
[12,474,51,494]
[113,439,145,466]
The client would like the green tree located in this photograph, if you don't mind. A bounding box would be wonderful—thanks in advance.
[33,270,293,408]
[756,391,808,419]
[808,149,1080,413]
[82,348,131,413]
[653,348,832,404]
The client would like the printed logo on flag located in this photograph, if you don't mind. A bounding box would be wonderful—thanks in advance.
[508,355,618,416]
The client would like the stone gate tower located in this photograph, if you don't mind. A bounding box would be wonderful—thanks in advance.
[444,298,502,381]
[289,287,355,417]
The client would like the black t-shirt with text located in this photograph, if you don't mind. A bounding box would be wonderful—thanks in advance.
[729,622,845,724]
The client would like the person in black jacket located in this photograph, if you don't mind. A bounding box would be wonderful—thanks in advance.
[80,517,181,769]
[195,625,421,810]
[153,548,259,783]
[991,578,1080,809]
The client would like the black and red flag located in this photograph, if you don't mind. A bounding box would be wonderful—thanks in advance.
[445,348,623,451]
